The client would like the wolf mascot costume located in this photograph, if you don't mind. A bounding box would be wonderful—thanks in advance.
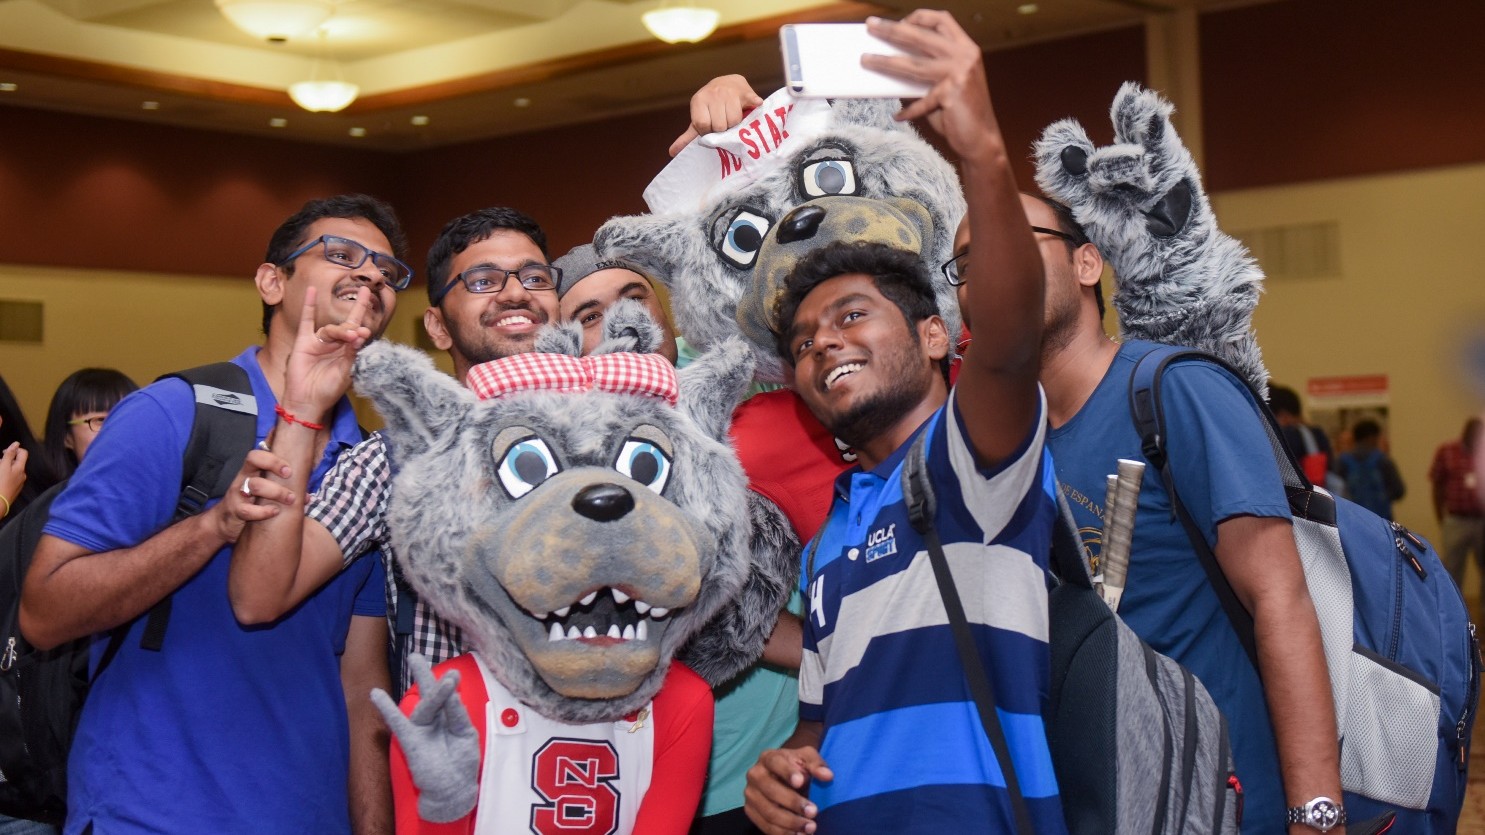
[595,88,967,683]
[1034,81,1269,395]
[360,303,755,834]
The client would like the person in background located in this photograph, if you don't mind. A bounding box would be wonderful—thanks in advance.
[1338,418,1405,520]
[41,369,139,483]
[1430,418,1482,600]
[1268,384,1339,492]
[554,243,680,364]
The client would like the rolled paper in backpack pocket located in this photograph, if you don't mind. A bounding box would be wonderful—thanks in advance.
[1100,459,1145,613]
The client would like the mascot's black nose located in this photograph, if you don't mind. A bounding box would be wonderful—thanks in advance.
[777,205,827,244]
[573,483,635,522]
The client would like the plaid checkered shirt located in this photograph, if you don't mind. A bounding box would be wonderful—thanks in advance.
[306,432,467,686]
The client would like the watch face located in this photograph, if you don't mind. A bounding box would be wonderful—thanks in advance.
[1308,798,1339,830]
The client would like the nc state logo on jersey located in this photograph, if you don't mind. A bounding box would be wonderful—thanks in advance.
[530,739,621,835]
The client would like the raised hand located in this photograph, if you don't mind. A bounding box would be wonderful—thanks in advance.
[372,654,481,823]
[669,74,764,157]
[862,11,998,163]
[0,432,26,518]
[282,285,374,424]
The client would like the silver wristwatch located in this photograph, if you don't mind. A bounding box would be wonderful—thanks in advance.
[1286,797,1345,831]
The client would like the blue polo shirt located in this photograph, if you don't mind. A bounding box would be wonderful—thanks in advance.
[799,392,1066,834]
[44,346,384,835]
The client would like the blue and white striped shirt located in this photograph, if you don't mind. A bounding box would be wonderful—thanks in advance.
[799,392,1066,834]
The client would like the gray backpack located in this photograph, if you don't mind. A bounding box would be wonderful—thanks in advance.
[899,432,1239,835]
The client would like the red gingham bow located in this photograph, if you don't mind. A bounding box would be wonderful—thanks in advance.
[465,352,678,406]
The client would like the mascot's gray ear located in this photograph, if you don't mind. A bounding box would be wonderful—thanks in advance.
[353,341,476,454]
[594,214,687,290]
[677,336,754,442]
[1032,116,1097,209]
[534,321,584,356]
[593,298,664,356]
[830,98,906,131]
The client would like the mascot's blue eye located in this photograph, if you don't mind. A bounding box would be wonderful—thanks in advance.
[800,159,857,198]
[497,437,559,499]
[615,439,671,495]
[718,210,772,269]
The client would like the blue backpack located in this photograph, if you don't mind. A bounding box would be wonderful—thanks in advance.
[1130,344,1479,833]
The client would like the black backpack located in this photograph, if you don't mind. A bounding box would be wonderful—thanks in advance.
[896,430,1240,835]
[0,362,256,824]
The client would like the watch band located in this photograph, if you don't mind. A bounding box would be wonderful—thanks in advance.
[1286,797,1345,830]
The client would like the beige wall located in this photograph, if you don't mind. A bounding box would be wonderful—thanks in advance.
[0,265,441,432]
[1213,162,1485,544]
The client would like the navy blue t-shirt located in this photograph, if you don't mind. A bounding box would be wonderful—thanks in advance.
[44,347,384,835]
[1048,340,1293,834]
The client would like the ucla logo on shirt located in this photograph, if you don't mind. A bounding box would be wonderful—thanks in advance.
[864,523,897,563]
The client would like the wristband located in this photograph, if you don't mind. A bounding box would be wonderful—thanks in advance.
[275,404,326,431]
[0,493,10,518]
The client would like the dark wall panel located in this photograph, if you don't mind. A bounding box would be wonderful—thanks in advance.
[1202,0,1485,191]
[0,106,400,276]
[395,109,678,269]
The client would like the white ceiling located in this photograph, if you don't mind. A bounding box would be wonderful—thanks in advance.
[0,0,1236,150]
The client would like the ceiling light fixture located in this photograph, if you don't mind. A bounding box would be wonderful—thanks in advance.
[642,3,720,44]
[288,29,358,112]
[0,82,17,92]
[215,0,333,42]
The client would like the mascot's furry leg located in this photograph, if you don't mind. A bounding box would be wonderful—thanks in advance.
[1033,81,1269,396]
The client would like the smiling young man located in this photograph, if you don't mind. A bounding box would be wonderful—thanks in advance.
[19,194,407,835]
[226,206,562,691]
[555,243,680,364]
[742,11,1065,835]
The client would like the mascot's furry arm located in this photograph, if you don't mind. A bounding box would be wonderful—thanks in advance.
[1033,81,1268,396]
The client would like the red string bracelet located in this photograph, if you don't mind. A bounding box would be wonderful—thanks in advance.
[275,404,326,431]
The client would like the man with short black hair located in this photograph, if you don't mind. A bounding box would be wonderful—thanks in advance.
[743,12,1065,834]
[21,194,407,835]
[228,205,562,689]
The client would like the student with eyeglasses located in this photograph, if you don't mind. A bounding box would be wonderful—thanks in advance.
[20,194,406,835]
[224,206,565,699]
[40,368,138,483]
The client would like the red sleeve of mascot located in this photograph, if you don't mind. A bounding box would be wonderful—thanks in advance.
[730,389,853,540]
[632,662,715,834]
[390,655,487,835]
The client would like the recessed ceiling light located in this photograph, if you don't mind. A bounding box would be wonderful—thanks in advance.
[410,115,430,126]
[269,117,288,128]
[0,82,17,92]
[513,97,531,108]
[141,101,160,110]
[348,126,367,137]
[1017,3,1038,13]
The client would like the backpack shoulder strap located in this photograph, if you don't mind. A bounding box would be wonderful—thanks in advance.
[1127,345,1263,668]
[137,362,259,652]
[899,430,1035,835]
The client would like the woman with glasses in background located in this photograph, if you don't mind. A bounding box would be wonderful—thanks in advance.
[42,368,138,482]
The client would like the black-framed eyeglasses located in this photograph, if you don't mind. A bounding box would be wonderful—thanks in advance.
[432,263,561,304]
[941,226,1081,287]
[67,414,107,432]
[279,235,414,291]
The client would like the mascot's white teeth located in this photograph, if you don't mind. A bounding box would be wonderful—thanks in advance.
[531,585,676,643]
[825,363,864,390]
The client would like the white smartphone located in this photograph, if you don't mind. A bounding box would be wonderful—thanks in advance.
[780,23,931,99]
